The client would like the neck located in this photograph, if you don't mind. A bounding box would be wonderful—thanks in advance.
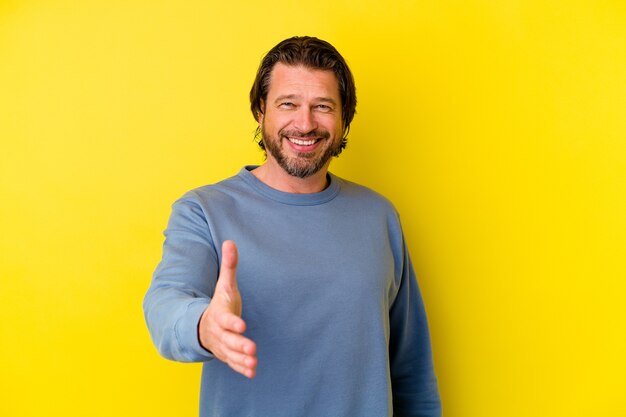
[251,162,330,194]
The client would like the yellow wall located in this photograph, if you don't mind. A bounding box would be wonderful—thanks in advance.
[1,1,625,415]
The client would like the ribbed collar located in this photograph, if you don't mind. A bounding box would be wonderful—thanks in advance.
[238,166,341,206]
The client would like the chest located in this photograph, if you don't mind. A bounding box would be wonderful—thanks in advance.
[222,205,398,326]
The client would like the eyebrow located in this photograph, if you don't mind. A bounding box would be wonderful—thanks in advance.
[273,94,338,106]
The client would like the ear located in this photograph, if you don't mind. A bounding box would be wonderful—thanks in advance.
[258,99,265,123]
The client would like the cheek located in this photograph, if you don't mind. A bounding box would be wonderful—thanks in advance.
[312,112,332,125]
[321,116,343,136]
[264,113,290,131]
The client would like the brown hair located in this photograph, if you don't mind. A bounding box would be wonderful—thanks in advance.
[250,36,357,154]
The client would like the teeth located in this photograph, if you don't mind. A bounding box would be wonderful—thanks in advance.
[289,138,317,146]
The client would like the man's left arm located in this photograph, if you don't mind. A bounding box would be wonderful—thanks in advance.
[389,235,442,417]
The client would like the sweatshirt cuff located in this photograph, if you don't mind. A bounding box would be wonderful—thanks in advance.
[175,299,213,361]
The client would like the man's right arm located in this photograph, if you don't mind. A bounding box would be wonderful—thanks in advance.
[143,196,257,377]
[143,196,218,363]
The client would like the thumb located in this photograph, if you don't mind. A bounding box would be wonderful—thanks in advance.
[217,240,238,302]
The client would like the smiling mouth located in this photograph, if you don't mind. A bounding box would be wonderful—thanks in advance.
[287,137,320,146]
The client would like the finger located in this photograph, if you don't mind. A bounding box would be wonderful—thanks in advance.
[225,349,258,372]
[217,241,239,303]
[219,240,238,287]
[215,311,246,334]
[221,330,256,355]
[228,360,257,379]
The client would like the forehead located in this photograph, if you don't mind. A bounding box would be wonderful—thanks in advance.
[267,63,340,100]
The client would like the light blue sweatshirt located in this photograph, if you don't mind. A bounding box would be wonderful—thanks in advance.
[143,166,441,417]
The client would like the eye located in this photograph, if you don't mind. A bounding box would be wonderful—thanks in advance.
[316,104,332,112]
[279,102,295,109]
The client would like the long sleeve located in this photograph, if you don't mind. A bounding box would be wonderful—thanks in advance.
[143,194,218,362]
[389,236,442,417]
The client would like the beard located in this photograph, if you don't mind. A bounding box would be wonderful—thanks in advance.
[261,125,341,179]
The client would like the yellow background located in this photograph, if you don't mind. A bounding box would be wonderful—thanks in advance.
[1,1,625,416]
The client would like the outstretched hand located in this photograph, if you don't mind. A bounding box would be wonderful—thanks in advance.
[199,240,257,378]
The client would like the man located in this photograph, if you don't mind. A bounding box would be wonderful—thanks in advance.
[144,36,441,417]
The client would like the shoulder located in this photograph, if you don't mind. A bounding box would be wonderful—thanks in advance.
[334,175,399,216]
[334,175,407,244]
[176,172,247,208]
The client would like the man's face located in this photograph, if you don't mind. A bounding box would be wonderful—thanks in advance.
[259,63,343,179]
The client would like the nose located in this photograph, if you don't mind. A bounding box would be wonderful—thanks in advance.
[293,107,317,133]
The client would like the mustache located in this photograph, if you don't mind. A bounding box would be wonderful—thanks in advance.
[279,129,331,139]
